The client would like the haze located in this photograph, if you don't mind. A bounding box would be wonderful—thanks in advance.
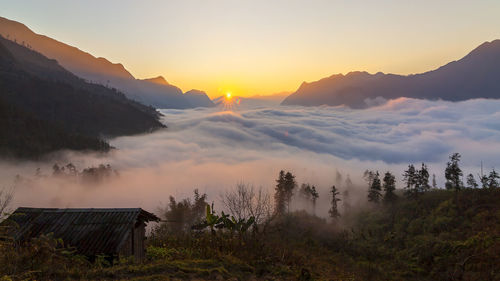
[3,98,499,215]
[1,0,499,98]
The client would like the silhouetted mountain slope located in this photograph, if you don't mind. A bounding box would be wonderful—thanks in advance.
[0,16,212,109]
[184,90,215,108]
[0,36,165,157]
[142,76,170,86]
[0,98,110,158]
[282,40,500,108]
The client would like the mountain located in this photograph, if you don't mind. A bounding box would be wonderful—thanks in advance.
[282,40,500,108]
[0,16,211,109]
[142,76,169,86]
[184,90,215,108]
[0,35,164,158]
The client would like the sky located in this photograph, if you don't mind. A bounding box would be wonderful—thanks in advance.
[1,0,499,98]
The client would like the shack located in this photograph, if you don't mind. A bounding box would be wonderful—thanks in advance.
[4,207,159,262]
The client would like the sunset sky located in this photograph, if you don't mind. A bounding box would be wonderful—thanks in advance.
[1,0,499,98]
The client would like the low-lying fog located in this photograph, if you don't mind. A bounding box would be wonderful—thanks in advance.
[2,97,500,217]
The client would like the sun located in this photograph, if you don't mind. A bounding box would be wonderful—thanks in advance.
[226,92,232,99]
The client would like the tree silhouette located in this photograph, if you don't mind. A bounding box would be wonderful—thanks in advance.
[382,171,397,204]
[274,170,296,215]
[418,163,431,192]
[329,185,341,220]
[403,164,418,198]
[466,174,478,189]
[343,175,353,212]
[403,163,430,198]
[274,170,287,216]
[299,184,319,214]
[366,170,382,203]
[487,169,499,189]
[445,153,463,191]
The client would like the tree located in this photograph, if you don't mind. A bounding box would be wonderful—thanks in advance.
[403,164,418,199]
[310,185,319,214]
[487,169,499,189]
[479,174,489,189]
[299,184,319,214]
[161,189,208,234]
[445,153,463,191]
[403,163,431,198]
[367,171,382,203]
[0,186,14,220]
[329,185,341,219]
[417,163,431,193]
[52,164,62,176]
[283,171,297,213]
[274,170,287,216]
[343,175,353,212]
[466,174,478,189]
[299,183,312,201]
[382,171,397,204]
[221,182,272,224]
[274,170,296,215]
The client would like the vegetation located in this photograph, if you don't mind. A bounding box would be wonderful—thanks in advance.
[0,36,164,159]
[1,153,499,280]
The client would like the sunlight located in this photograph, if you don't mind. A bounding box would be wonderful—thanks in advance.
[226,92,232,99]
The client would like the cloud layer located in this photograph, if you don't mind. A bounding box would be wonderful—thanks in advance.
[2,98,500,216]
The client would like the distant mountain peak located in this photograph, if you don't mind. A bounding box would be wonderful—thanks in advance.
[142,76,169,85]
[184,89,206,96]
[0,16,221,109]
[183,89,215,107]
[282,39,500,108]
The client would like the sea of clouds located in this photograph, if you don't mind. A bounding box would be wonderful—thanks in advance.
[2,97,500,217]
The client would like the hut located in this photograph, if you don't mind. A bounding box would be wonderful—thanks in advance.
[4,207,160,262]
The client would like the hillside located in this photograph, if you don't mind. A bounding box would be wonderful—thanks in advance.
[0,36,164,158]
[0,16,213,109]
[282,40,500,108]
[1,187,498,280]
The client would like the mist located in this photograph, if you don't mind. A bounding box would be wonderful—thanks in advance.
[2,98,500,218]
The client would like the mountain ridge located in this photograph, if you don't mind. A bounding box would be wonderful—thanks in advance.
[0,16,213,109]
[282,39,500,108]
[0,35,165,157]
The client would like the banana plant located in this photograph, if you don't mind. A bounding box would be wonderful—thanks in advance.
[192,203,256,236]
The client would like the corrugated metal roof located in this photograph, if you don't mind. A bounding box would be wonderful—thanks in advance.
[5,207,159,256]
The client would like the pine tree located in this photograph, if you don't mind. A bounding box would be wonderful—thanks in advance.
[382,171,397,204]
[466,174,478,188]
[310,185,319,215]
[343,175,352,212]
[299,183,319,214]
[274,170,287,216]
[283,172,297,213]
[329,185,341,219]
[417,163,430,193]
[403,164,418,198]
[299,183,312,201]
[479,174,489,189]
[367,171,382,203]
[445,153,463,191]
[487,169,500,189]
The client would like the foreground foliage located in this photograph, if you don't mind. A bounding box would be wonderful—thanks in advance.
[1,187,499,280]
